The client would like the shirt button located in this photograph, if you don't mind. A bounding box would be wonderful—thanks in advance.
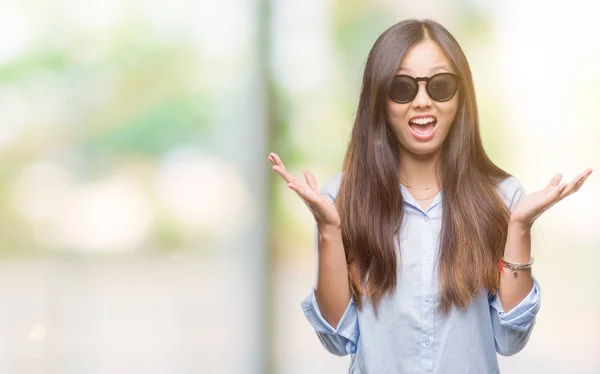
[425,339,431,345]
[424,217,430,222]
[425,297,431,303]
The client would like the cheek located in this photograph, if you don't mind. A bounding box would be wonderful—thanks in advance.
[385,102,409,128]
[439,100,459,125]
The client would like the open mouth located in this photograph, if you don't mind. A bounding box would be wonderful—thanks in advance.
[408,117,437,140]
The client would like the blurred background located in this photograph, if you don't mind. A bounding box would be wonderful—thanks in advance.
[0,0,598,373]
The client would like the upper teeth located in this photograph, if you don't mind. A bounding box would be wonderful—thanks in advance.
[410,117,436,125]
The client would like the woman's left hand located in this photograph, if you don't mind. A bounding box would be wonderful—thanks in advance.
[510,168,593,228]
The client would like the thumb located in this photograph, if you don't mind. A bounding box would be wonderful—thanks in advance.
[303,171,319,192]
[548,173,563,187]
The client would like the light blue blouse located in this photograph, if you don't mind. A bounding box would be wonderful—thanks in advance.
[301,173,541,374]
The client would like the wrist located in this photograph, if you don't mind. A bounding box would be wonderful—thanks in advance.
[317,222,341,235]
[504,220,532,263]
[508,218,532,231]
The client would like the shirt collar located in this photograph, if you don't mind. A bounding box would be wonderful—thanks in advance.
[400,184,443,214]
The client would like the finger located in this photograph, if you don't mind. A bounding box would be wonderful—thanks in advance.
[542,183,566,207]
[269,152,282,164]
[304,171,319,192]
[288,181,320,204]
[269,154,299,184]
[561,171,585,193]
[566,168,593,195]
[548,173,563,187]
[553,182,568,196]
[572,171,592,194]
[272,165,299,184]
[558,170,590,200]
[269,153,284,167]
[272,153,284,167]
[557,181,576,201]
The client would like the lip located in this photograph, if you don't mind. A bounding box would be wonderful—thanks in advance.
[408,114,437,141]
[409,124,436,141]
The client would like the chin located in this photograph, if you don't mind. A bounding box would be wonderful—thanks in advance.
[404,142,442,156]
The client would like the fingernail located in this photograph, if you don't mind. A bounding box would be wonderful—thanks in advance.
[553,174,562,185]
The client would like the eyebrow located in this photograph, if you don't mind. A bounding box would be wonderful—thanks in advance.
[398,64,452,74]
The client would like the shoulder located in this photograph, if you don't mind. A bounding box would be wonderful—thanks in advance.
[495,175,526,212]
[320,172,344,203]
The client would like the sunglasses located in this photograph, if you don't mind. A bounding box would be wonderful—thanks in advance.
[389,73,460,103]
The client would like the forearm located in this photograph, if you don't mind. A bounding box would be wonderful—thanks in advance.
[314,224,351,330]
[498,220,534,312]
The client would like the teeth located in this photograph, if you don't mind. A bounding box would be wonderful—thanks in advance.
[410,117,436,125]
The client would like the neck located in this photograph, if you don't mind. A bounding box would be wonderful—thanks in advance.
[399,147,443,188]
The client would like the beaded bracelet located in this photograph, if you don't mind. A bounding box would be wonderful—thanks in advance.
[499,257,535,278]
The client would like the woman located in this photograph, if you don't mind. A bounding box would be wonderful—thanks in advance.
[269,19,592,373]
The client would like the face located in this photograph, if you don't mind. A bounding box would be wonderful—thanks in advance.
[386,39,459,156]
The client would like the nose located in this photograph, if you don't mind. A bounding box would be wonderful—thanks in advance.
[412,82,432,109]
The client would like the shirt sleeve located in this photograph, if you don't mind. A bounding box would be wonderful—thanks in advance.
[300,172,359,356]
[488,277,541,356]
[300,287,360,356]
[489,175,541,356]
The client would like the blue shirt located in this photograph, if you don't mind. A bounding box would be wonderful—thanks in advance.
[301,173,541,374]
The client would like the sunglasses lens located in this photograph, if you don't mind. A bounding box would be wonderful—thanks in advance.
[427,74,458,101]
[390,75,417,103]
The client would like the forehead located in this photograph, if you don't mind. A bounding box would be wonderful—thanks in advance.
[397,39,454,76]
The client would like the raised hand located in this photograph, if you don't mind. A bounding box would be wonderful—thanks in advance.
[268,152,341,229]
[510,168,593,228]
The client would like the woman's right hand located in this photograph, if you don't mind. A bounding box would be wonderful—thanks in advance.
[268,152,341,229]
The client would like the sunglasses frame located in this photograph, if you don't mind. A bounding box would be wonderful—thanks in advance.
[389,72,461,104]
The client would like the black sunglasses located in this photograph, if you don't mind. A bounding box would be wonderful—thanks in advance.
[389,73,460,103]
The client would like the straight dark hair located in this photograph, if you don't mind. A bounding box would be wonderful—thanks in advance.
[337,19,512,315]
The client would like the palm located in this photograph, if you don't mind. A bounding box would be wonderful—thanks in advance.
[268,152,341,228]
[511,168,593,227]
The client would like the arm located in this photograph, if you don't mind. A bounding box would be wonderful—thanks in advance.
[314,223,352,329]
[489,276,540,356]
[301,224,359,356]
[489,176,540,356]
[300,178,359,356]
[490,169,592,355]
[498,221,534,313]
[267,154,359,356]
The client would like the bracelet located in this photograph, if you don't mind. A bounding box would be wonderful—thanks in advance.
[500,256,534,278]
